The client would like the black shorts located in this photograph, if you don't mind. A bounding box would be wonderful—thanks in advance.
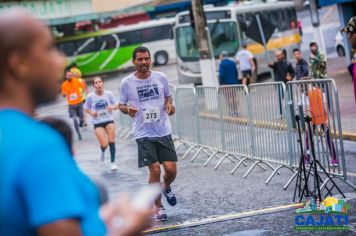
[241,70,252,78]
[68,103,84,120]
[94,120,114,129]
[136,135,177,168]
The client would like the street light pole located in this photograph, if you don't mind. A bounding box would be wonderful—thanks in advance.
[191,0,218,87]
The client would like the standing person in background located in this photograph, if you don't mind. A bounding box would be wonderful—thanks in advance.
[268,50,295,116]
[85,76,119,172]
[309,42,327,79]
[235,44,255,85]
[62,67,86,140]
[219,51,240,116]
[268,50,295,84]
[341,16,356,105]
[219,51,239,85]
[293,48,309,80]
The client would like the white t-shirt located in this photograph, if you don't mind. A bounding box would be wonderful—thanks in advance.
[84,90,117,124]
[119,71,172,140]
[235,49,253,71]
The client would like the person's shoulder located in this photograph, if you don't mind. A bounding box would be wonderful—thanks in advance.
[105,90,114,96]
[86,91,95,98]
[151,71,167,78]
[121,73,135,85]
[1,110,67,148]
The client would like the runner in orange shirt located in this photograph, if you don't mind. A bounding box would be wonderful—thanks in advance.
[62,67,85,140]
[70,65,88,126]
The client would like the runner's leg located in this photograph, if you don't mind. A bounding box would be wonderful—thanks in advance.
[148,162,163,208]
[162,161,177,191]
[94,127,108,161]
[105,123,116,163]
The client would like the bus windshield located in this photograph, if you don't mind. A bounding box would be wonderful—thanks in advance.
[176,21,238,60]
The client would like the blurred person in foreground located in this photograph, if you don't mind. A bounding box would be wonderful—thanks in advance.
[340,16,356,105]
[0,9,152,236]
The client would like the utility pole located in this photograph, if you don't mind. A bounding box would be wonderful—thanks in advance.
[309,0,326,54]
[191,0,218,87]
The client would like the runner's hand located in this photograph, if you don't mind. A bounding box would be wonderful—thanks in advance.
[92,111,98,117]
[166,103,175,116]
[100,194,153,236]
[107,106,114,112]
[128,107,138,118]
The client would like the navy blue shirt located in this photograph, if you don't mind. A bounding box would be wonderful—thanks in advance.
[295,58,309,80]
[219,58,239,85]
[0,109,106,236]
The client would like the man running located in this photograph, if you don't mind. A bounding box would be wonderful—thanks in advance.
[119,46,178,222]
[61,67,86,140]
[84,76,118,171]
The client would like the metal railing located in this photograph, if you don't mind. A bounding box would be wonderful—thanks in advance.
[117,79,356,192]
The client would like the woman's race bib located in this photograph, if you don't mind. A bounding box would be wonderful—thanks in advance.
[143,108,160,124]
[69,93,78,101]
[98,109,109,119]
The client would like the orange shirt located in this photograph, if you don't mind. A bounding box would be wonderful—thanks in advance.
[61,78,85,105]
[308,87,327,125]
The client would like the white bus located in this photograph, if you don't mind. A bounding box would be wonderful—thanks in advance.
[57,18,176,76]
[174,1,301,84]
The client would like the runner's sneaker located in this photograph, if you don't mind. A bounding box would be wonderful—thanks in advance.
[330,159,338,167]
[100,152,105,162]
[110,163,118,171]
[163,186,177,206]
[155,207,168,222]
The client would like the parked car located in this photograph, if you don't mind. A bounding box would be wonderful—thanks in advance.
[335,31,345,57]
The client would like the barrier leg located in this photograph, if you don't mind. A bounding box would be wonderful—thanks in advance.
[231,154,248,167]
[266,165,295,184]
[214,154,230,170]
[182,145,196,160]
[191,147,204,162]
[257,163,267,171]
[230,157,249,175]
[204,151,219,167]
[284,170,298,190]
[175,142,184,152]
[243,160,265,178]
[123,131,132,140]
[345,180,356,191]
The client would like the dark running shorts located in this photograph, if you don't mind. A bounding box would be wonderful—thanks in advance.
[241,70,252,78]
[94,120,114,129]
[68,103,84,120]
[136,135,177,168]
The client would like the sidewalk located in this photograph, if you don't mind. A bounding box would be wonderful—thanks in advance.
[327,57,356,137]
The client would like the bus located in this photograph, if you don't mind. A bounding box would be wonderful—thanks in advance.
[174,1,301,85]
[56,18,176,76]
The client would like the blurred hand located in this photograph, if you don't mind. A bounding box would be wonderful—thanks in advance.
[166,103,175,116]
[107,106,114,112]
[100,194,154,236]
[92,111,98,117]
[128,107,138,118]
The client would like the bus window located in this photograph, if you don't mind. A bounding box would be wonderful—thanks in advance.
[98,34,119,50]
[57,41,76,57]
[209,22,238,57]
[175,26,198,59]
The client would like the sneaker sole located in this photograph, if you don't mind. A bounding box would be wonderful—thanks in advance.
[155,217,168,222]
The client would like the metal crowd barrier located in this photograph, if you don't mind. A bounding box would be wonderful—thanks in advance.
[169,79,355,192]
[284,79,355,191]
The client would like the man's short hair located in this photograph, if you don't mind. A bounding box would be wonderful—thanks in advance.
[293,48,300,53]
[309,42,317,48]
[132,46,151,60]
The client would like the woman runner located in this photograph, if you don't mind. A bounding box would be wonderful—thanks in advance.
[84,76,119,171]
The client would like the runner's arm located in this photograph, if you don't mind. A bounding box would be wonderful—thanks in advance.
[119,104,138,117]
[165,96,175,116]
[38,220,82,236]
[84,108,97,117]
